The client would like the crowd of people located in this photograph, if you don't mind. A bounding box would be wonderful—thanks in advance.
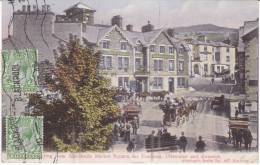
[112,116,139,152]
[148,129,206,153]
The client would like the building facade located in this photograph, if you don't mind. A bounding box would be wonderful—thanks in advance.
[3,2,190,93]
[241,19,259,101]
[186,38,236,78]
[237,19,259,95]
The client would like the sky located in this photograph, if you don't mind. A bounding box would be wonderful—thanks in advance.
[2,0,259,38]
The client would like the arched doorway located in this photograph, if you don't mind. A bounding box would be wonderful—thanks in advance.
[194,64,199,75]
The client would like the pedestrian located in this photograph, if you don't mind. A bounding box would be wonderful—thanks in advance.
[195,136,206,152]
[149,130,156,138]
[113,122,119,141]
[179,132,188,152]
[235,107,239,118]
[131,117,138,135]
[238,101,243,113]
[157,128,163,136]
[127,138,136,152]
[124,122,131,142]
[162,128,171,139]
[211,77,214,84]
[239,100,245,113]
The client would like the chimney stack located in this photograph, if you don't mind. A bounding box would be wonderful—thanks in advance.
[111,15,123,28]
[22,5,26,12]
[167,28,175,37]
[141,21,154,32]
[27,5,31,12]
[126,24,133,32]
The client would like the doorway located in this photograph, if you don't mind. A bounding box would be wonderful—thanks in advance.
[168,77,174,93]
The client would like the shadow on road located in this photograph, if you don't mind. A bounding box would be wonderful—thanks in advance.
[140,120,163,128]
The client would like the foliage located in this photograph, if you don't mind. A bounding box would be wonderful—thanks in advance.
[29,36,120,151]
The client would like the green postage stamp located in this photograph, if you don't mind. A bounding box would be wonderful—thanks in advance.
[2,49,38,93]
[6,116,43,159]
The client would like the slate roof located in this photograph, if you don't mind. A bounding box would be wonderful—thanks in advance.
[64,2,96,12]
[189,39,233,47]
[81,24,191,51]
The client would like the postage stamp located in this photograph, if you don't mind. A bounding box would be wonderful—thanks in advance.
[6,116,43,159]
[2,49,38,93]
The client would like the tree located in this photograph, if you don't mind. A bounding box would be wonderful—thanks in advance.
[29,36,120,151]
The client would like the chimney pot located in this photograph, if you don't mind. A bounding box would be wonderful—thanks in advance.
[167,28,175,37]
[141,21,154,32]
[111,15,123,28]
[126,24,133,32]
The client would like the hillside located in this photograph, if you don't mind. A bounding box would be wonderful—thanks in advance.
[174,24,238,33]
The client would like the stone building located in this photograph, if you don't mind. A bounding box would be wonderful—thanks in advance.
[185,37,236,78]
[241,19,259,101]
[237,19,258,96]
[3,2,190,93]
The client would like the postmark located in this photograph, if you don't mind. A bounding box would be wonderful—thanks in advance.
[6,116,43,159]
[2,49,38,93]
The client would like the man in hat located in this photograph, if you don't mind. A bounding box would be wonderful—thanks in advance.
[179,132,188,152]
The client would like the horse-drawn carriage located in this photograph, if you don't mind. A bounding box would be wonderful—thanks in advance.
[159,99,198,126]
[121,103,141,124]
[159,103,177,126]
[210,95,229,111]
[228,117,251,148]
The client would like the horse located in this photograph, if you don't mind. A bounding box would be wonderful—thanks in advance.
[150,91,168,101]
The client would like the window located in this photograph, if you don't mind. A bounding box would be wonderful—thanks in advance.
[212,47,214,52]
[135,44,142,52]
[101,40,110,49]
[135,58,141,70]
[121,42,127,50]
[204,64,208,72]
[150,45,155,52]
[226,47,230,53]
[153,77,163,89]
[248,80,258,86]
[169,46,174,54]
[169,60,175,71]
[226,56,230,62]
[100,56,112,70]
[118,77,129,88]
[177,77,186,88]
[159,46,165,54]
[178,61,184,71]
[217,66,220,72]
[118,57,129,71]
[154,59,163,71]
[205,54,208,60]
[204,46,207,51]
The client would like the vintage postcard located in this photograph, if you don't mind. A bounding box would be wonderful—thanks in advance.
[1,0,259,163]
